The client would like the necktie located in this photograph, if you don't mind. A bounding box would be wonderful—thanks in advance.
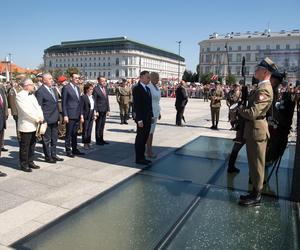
[49,88,56,101]
[73,85,79,99]
[101,86,106,96]
[145,86,151,96]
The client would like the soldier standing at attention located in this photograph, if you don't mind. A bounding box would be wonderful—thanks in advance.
[209,81,224,130]
[116,78,132,124]
[238,57,277,206]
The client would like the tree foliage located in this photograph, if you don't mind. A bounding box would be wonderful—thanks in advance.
[225,73,237,85]
[200,73,213,84]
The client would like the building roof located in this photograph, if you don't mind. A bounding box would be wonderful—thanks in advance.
[45,36,185,62]
[199,29,300,44]
[0,62,37,74]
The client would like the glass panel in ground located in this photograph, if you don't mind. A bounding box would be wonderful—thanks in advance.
[168,187,298,250]
[215,162,294,199]
[146,154,223,185]
[16,175,202,250]
[175,136,233,160]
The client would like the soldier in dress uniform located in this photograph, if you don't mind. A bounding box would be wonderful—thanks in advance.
[226,82,242,130]
[116,78,132,124]
[209,81,224,129]
[203,84,209,102]
[238,57,277,206]
[7,81,22,140]
[56,76,68,139]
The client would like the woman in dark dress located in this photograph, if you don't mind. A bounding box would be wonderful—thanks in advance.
[80,83,97,149]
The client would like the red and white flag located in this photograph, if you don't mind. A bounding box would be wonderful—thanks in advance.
[211,74,218,81]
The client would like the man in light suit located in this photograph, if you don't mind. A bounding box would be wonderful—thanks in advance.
[132,71,153,165]
[62,73,84,157]
[16,78,44,172]
[36,73,64,163]
[93,76,110,145]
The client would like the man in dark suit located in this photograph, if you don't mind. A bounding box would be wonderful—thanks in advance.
[62,73,84,157]
[36,73,64,163]
[132,71,153,165]
[175,80,188,126]
[0,87,8,177]
[93,76,110,145]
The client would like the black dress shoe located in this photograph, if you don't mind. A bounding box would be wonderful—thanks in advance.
[102,141,109,144]
[239,192,261,206]
[135,159,150,165]
[21,166,32,172]
[0,171,7,177]
[227,166,240,173]
[66,152,75,158]
[72,149,85,155]
[29,163,40,169]
[45,158,56,164]
[53,156,64,161]
[124,121,128,124]
[145,159,152,164]
[1,148,8,152]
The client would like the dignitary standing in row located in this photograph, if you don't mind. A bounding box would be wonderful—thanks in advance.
[36,73,64,163]
[146,72,161,159]
[80,83,96,150]
[0,86,8,177]
[93,76,110,145]
[62,73,85,157]
[133,71,153,165]
[16,78,44,172]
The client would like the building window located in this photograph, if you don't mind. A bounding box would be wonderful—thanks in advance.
[108,62,110,66]
[286,44,290,49]
[276,44,280,50]
[228,54,232,62]
[206,48,210,52]
[236,53,242,62]
[89,63,91,67]
[247,45,251,51]
[255,53,260,61]
[229,46,232,51]
[108,57,110,60]
[99,63,101,67]
[205,66,210,73]
[116,58,119,65]
[108,72,111,77]
[236,66,241,75]
[94,63,96,67]
[217,47,220,51]
[266,45,270,50]
[237,46,241,51]
[103,62,105,67]
[94,72,96,77]
[205,54,211,63]
[246,53,251,62]
[116,69,119,77]
[103,72,106,77]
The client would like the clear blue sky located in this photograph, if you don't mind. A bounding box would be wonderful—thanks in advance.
[1,0,299,71]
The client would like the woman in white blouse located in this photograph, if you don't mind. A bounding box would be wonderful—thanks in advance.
[146,72,161,158]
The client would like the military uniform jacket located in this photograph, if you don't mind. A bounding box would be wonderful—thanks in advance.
[116,86,132,105]
[209,87,224,108]
[239,80,273,141]
[7,86,22,116]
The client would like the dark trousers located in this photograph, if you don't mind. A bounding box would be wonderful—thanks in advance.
[19,131,36,167]
[42,123,58,159]
[135,117,151,161]
[95,112,107,143]
[228,142,245,168]
[65,119,79,152]
[176,106,185,125]
[13,115,20,141]
[82,112,94,143]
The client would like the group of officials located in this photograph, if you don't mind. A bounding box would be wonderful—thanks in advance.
[0,73,110,175]
[0,59,297,208]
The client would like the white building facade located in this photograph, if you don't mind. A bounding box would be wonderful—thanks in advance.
[198,30,300,83]
[44,37,185,81]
